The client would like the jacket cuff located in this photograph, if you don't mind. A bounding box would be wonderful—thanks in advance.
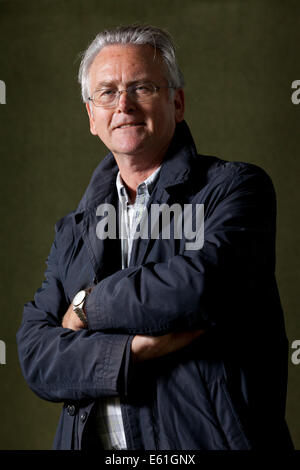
[85,288,134,396]
[84,283,105,330]
[102,334,133,396]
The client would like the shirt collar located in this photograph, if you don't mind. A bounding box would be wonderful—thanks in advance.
[116,165,162,205]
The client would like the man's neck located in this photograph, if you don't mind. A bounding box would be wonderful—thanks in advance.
[114,155,163,204]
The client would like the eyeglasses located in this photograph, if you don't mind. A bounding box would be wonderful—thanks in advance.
[88,82,175,108]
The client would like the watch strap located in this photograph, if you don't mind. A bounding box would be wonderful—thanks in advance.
[74,306,88,327]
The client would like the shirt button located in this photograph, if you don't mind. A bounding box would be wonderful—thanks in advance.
[67,404,76,416]
[80,412,87,423]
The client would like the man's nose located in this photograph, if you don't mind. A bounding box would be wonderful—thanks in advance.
[116,90,136,113]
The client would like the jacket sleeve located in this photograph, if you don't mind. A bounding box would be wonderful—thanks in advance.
[85,164,277,335]
[16,222,133,403]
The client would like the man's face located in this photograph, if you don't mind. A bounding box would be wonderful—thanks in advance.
[86,44,185,161]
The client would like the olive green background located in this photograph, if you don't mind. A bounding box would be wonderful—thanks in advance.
[0,0,299,450]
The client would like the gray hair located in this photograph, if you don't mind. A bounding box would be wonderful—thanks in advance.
[78,24,185,103]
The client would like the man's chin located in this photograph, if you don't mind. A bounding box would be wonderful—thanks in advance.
[112,142,148,158]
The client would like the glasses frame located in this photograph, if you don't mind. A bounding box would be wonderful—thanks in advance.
[88,82,175,108]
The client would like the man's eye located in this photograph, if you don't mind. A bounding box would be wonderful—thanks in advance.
[134,84,152,94]
[100,90,115,96]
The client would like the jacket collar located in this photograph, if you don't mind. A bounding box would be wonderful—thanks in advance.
[156,119,197,189]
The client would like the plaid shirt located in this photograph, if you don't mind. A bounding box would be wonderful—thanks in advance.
[93,165,161,450]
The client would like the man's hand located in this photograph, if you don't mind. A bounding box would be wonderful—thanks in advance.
[131,329,205,363]
[62,303,87,331]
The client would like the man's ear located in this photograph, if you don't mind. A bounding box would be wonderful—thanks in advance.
[85,102,98,135]
[174,88,185,123]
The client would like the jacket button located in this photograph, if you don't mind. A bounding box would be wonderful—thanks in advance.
[80,412,87,423]
[67,404,76,416]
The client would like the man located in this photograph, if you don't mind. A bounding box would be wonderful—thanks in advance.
[17,24,293,450]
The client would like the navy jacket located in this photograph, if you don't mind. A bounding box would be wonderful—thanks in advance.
[17,121,294,450]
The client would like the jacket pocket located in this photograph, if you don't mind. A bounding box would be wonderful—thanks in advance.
[152,357,232,450]
[207,376,252,450]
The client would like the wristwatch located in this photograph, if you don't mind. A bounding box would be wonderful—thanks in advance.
[72,289,89,326]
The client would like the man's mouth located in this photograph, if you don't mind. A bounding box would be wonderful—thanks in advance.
[115,122,145,129]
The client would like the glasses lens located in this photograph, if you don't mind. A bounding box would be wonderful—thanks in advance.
[91,83,158,107]
[131,83,156,101]
[93,89,117,107]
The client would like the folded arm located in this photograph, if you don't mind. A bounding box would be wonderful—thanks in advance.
[62,303,205,362]
[17,233,132,403]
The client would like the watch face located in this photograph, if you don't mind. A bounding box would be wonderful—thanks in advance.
[73,290,86,306]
